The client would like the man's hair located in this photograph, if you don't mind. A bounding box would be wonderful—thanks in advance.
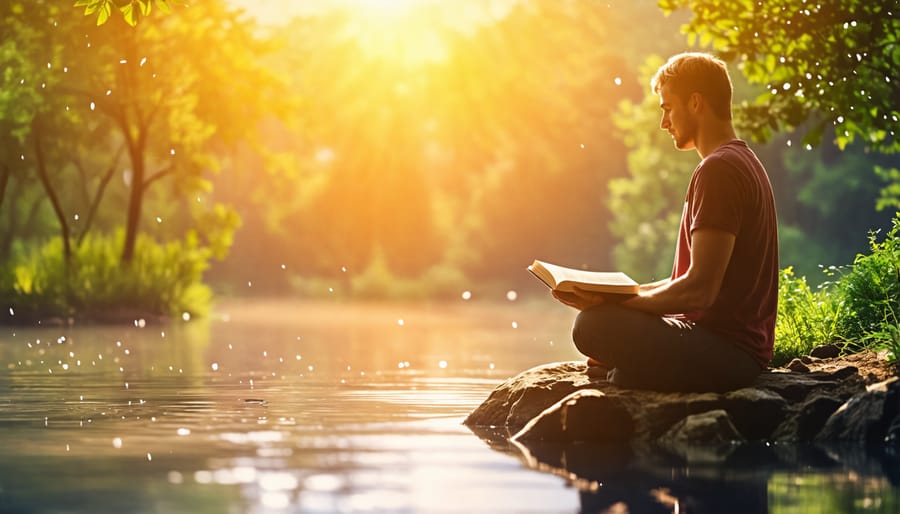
[651,52,733,121]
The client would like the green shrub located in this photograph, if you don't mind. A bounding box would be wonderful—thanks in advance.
[837,214,900,346]
[773,266,845,366]
[0,230,213,322]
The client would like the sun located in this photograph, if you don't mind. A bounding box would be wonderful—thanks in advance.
[353,0,422,19]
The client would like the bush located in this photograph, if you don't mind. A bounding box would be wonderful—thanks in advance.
[0,230,213,323]
[773,266,845,366]
[837,214,900,346]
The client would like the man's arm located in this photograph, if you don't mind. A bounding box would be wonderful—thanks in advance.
[622,228,735,315]
[552,228,733,312]
[640,278,670,293]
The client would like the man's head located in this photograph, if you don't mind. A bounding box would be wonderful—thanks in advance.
[652,52,733,152]
[651,52,733,121]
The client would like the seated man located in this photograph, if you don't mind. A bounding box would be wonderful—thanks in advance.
[552,52,778,393]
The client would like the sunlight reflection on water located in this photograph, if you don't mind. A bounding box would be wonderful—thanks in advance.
[2,299,899,513]
[0,299,584,513]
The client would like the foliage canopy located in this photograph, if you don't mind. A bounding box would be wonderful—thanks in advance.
[661,0,899,153]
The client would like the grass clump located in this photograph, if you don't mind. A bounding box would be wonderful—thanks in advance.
[773,266,844,367]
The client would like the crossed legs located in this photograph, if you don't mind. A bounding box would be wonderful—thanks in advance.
[572,304,762,392]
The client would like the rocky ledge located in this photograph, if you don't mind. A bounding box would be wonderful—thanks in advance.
[464,348,900,454]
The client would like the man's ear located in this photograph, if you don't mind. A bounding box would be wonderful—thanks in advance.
[689,92,702,113]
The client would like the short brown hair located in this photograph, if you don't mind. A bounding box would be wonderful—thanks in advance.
[651,52,733,121]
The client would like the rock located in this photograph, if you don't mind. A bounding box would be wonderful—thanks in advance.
[657,409,744,463]
[815,378,900,444]
[466,352,897,448]
[721,388,788,440]
[512,389,634,443]
[787,358,810,372]
[463,361,598,432]
[810,343,842,359]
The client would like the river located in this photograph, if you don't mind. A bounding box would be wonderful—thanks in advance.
[1,298,898,513]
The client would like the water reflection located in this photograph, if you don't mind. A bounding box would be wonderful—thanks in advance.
[0,299,584,513]
[472,421,900,513]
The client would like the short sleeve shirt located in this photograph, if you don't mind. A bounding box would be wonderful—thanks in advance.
[671,140,778,367]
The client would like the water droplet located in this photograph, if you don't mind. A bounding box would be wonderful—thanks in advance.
[438,360,448,369]
[119,59,127,64]
[506,290,518,301]
[105,89,111,96]
[113,437,123,449]
[140,57,147,67]
[397,319,404,326]
[147,453,152,461]
[211,362,219,371]
[90,102,95,111]
[8,308,13,316]
[156,217,162,223]
[461,290,472,300]
[511,321,518,329]
[280,264,286,270]
[169,148,175,155]
[489,363,495,370]
[613,77,622,86]
[182,312,191,321]
[176,428,191,436]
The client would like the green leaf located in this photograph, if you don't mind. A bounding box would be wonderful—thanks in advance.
[155,0,172,14]
[121,2,139,26]
[82,0,102,15]
[140,0,152,16]
[97,2,112,25]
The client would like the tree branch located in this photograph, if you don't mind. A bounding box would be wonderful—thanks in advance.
[143,163,176,189]
[77,143,127,247]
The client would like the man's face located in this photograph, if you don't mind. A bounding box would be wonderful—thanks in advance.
[659,84,697,151]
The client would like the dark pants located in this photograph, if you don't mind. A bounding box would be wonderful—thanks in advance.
[572,304,762,393]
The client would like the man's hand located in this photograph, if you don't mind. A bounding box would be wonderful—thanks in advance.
[551,287,605,311]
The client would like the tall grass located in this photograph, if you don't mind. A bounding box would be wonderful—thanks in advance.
[773,266,844,366]
[774,213,900,367]
[0,230,212,323]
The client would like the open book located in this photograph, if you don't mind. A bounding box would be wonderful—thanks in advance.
[528,259,639,295]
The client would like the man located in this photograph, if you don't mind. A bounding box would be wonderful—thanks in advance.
[552,52,778,392]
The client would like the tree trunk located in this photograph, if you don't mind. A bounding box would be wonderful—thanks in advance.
[32,121,71,262]
[0,164,9,215]
[121,148,144,264]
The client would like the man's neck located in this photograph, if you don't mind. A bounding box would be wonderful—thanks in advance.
[695,123,737,159]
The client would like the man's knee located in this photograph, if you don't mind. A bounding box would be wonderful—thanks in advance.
[572,304,623,354]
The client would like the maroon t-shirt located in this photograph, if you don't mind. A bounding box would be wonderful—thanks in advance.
[671,139,778,368]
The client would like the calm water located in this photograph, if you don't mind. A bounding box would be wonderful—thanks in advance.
[1,298,898,514]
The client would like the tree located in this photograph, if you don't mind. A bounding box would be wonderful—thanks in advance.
[660,0,898,154]
[64,1,285,263]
